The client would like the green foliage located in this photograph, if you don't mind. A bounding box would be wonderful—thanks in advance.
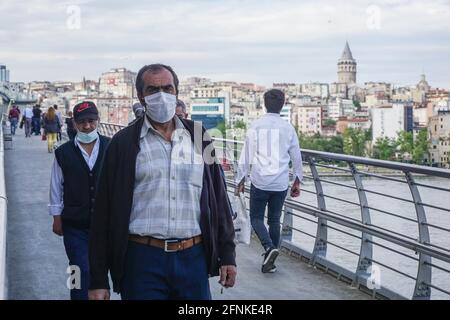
[234,119,247,130]
[324,119,337,127]
[412,128,429,164]
[397,131,414,155]
[343,128,367,156]
[298,132,344,154]
[373,137,397,160]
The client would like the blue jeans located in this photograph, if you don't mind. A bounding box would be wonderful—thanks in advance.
[63,224,90,300]
[121,241,211,300]
[32,117,40,135]
[250,184,288,251]
[10,118,18,135]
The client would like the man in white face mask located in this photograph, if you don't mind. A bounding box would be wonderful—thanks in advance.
[48,101,111,300]
[89,64,237,300]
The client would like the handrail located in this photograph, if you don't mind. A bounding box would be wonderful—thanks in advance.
[0,107,8,299]
[212,136,450,299]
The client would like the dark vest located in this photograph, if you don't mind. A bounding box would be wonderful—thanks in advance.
[55,135,110,229]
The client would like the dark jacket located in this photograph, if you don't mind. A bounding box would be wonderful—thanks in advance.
[43,117,59,134]
[89,117,236,292]
[55,136,111,229]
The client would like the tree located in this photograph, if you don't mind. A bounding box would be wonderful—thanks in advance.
[397,131,414,157]
[397,131,413,153]
[343,128,367,156]
[412,129,429,164]
[327,135,344,154]
[373,137,397,160]
[324,119,336,127]
[298,132,344,154]
[234,119,247,130]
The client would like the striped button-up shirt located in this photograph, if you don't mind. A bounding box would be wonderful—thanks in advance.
[129,115,204,239]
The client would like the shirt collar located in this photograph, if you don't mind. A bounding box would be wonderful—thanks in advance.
[74,134,100,150]
[264,112,281,117]
[140,115,185,139]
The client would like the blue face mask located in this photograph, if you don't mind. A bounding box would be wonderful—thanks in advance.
[76,129,99,144]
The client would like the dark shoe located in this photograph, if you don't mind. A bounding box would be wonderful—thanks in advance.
[267,265,277,273]
[261,248,279,273]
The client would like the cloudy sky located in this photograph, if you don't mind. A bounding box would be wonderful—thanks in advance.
[1,0,449,88]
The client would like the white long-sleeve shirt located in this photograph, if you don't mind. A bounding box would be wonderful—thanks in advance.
[48,138,100,216]
[235,113,303,191]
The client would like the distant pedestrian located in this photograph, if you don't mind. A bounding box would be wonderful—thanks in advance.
[23,106,33,138]
[128,102,144,126]
[65,111,77,140]
[8,105,20,135]
[175,99,188,119]
[32,105,42,135]
[235,89,303,273]
[54,104,63,142]
[132,102,144,119]
[43,107,59,153]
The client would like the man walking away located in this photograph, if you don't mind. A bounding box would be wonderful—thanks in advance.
[54,104,63,142]
[43,107,59,153]
[32,105,42,135]
[23,106,33,138]
[48,101,110,300]
[65,111,77,140]
[235,89,303,273]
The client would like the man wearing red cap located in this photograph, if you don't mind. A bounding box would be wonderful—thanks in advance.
[48,101,110,300]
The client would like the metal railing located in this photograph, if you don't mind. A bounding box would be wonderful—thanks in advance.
[96,121,450,299]
[0,106,9,299]
[214,137,450,300]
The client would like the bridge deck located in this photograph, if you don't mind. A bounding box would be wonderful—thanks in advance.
[4,130,368,300]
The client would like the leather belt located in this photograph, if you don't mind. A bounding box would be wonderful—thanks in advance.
[128,234,202,252]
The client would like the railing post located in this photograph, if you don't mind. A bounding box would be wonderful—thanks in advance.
[348,163,374,289]
[309,157,328,263]
[233,136,237,166]
[405,171,432,300]
[281,200,293,242]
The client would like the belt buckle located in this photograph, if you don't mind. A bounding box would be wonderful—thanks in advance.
[164,239,180,252]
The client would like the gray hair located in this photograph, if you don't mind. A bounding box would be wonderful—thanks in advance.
[176,99,186,113]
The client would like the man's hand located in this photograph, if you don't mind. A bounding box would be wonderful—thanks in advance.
[290,177,301,198]
[219,265,237,288]
[88,289,110,300]
[234,180,245,196]
[52,215,63,236]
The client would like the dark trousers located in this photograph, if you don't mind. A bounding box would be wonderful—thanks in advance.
[250,184,288,251]
[67,129,77,140]
[63,224,90,300]
[121,241,211,300]
[32,117,40,135]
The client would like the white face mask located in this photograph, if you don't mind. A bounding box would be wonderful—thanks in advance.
[76,129,99,144]
[144,92,176,123]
